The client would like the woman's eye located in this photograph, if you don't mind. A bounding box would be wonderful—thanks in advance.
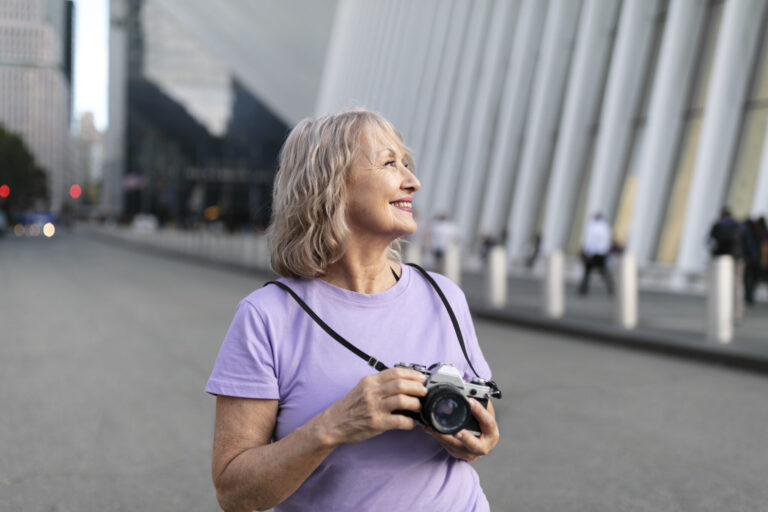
[385,160,396,167]
[403,160,409,169]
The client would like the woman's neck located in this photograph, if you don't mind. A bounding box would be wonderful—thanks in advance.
[321,245,400,294]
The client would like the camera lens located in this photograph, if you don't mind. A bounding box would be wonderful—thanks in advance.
[423,385,469,435]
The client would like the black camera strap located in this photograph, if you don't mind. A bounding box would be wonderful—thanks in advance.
[265,280,389,371]
[406,263,481,379]
[264,263,480,378]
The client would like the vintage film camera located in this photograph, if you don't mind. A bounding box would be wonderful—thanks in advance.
[394,362,501,436]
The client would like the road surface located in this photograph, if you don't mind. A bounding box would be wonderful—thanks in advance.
[1,232,766,511]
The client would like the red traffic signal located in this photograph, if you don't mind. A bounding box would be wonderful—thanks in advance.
[0,184,9,198]
[69,184,82,199]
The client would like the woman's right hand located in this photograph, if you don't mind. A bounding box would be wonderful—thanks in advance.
[314,367,427,446]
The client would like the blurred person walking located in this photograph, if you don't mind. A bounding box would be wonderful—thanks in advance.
[430,212,459,273]
[205,110,499,512]
[742,218,761,306]
[756,217,768,295]
[708,207,745,318]
[579,212,614,296]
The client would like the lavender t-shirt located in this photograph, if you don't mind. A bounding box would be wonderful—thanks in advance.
[206,265,493,511]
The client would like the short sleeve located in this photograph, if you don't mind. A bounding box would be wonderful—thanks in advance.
[205,300,280,399]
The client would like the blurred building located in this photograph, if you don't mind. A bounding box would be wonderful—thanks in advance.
[73,112,103,206]
[318,0,768,278]
[103,0,336,228]
[0,0,74,212]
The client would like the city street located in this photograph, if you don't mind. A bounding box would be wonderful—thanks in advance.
[1,232,767,511]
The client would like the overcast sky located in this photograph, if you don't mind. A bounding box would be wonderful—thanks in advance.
[73,0,108,131]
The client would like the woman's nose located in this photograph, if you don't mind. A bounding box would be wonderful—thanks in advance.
[402,167,420,191]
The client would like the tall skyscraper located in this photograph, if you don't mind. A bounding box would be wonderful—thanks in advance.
[0,0,74,212]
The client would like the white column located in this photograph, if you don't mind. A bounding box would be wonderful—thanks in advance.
[356,1,395,108]
[543,250,565,318]
[454,0,524,243]
[429,0,494,219]
[315,0,356,114]
[707,255,734,343]
[614,253,638,329]
[370,0,412,117]
[486,246,508,308]
[505,0,584,260]
[346,1,380,109]
[384,1,426,124]
[414,0,472,217]
[541,0,621,254]
[405,0,455,148]
[583,0,661,224]
[751,126,768,217]
[627,0,708,267]
[365,0,402,112]
[444,244,462,286]
[390,0,436,131]
[677,0,768,274]
[473,0,547,241]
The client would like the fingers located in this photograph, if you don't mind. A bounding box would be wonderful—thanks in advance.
[423,398,499,462]
[469,398,498,437]
[325,371,426,442]
[376,367,427,384]
[424,428,478,462]
[377,377,427,400]
[380,394,422,413]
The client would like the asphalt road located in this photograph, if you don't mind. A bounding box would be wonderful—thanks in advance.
[1,232,767,511]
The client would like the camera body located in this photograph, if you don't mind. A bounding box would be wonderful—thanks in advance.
[395,362,501,436]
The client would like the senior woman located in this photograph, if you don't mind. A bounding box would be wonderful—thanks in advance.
[206,109,499,511]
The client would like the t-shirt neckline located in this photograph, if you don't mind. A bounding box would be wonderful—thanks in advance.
[306,264,413,306]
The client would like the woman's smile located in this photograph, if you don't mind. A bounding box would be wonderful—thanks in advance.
[390,199,413,212]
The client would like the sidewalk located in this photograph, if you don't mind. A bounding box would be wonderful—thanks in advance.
[460,269,768,374]
[81,224,768,373]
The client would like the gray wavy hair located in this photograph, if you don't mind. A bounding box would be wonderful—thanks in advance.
[266,109,414,278]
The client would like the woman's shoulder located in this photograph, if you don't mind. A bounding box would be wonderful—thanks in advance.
[405,265,469,306]
[238,277,307,316]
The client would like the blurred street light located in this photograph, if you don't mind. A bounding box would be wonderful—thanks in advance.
[43,222,55,238]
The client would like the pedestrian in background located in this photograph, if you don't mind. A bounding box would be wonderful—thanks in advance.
[579,212,614,296]
[752,216,768,300]
[430,212,459,273]
[708,207,744,318]
[742,218,760,306]
[205,110,499,512]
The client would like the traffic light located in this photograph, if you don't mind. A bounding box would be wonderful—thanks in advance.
[69,184,82,199]
[0,184,9,198]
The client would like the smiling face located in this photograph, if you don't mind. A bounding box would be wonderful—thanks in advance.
[345,123,421,245]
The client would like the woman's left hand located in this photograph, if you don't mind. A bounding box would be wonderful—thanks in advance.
[425,398,499,463]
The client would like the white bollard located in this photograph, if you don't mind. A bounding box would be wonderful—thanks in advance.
[707,255,734,343]
[444,244,461,286]
[486,246,507,308]
[404,241,422,266]
[613,253,638,329]
[543,250,565,318]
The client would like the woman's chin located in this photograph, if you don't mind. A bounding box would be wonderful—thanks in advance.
[397,222,418,237]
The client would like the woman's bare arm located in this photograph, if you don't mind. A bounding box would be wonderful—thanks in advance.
[212,396,336,511]
[211,368,427,512]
